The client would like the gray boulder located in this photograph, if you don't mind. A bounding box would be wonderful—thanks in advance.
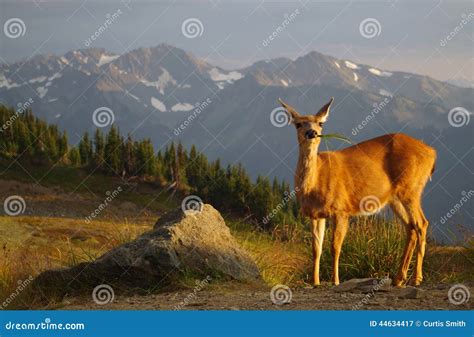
[33,204,260,297]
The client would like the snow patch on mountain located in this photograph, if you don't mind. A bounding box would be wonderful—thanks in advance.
[59,56,69,65]
[208,68,243,83]
[171,103,194,112]
[334,61,341,69]
[0,75,20,89]
[151,97,166,112]
[37,86,48,98]
[280,79,289,87]
[141,68,177,95]
[379,89,393,97]
[29,76,47,84]
[98,54,119,67]
[344,61,359,69]
[48,72,62,81]
[353,72,359,82]
[369,68,393,77]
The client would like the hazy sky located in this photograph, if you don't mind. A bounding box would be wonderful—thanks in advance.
[1,0,473,81]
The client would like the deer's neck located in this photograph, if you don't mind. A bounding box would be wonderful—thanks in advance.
[296,143,320,196]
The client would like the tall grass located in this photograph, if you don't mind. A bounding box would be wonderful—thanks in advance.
[325,216,405,280]
[232,216,472,286]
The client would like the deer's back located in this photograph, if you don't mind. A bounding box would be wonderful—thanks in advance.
[316,133,436,214]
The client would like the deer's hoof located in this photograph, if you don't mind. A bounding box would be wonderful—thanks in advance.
[409,278,423,287]
[392,279,405,288]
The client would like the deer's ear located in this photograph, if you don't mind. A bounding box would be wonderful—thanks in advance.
[278,98,301,120]
[315,97,334,123]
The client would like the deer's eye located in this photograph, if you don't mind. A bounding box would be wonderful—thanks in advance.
[295,123,302,128]
[319,122,324,127]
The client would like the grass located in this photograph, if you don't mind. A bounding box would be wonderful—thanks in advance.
[230,220,309,286]
[0,216,150,308]
[229,217,473,287]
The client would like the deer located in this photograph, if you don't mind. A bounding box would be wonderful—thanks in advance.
[278,97,436,287]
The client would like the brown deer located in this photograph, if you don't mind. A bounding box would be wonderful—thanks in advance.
[278,97,436,287]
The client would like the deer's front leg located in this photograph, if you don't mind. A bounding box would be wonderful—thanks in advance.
[331,215,349,285]
[311,218,326,286]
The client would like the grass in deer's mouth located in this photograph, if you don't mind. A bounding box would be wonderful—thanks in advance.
[318,133,352,144]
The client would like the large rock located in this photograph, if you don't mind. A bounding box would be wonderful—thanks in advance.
[33,204,260,297]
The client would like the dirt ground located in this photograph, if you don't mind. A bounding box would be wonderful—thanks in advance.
[60,282,472,311]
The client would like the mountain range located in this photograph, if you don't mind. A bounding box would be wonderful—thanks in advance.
[1,44,472,241]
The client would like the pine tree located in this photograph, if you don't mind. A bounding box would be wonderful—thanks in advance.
[123,134,135,175]
[175,142,188,190]
[58,131,68,159]
[93,129,105,170]
[78,132,93,166]
[104,125,122,174]
[68,147,81,166]
[163,142,176,183]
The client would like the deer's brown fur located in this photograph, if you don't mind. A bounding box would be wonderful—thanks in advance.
[279,98,436,287]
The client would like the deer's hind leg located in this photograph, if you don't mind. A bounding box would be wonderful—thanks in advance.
[392,196,429,286]
[391,199,417,287]
[331,215,349,285]
[409,204,429,286]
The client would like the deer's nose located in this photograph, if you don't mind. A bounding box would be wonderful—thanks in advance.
[305,129,317,139]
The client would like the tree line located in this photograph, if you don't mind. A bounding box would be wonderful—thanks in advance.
[0,105,301,228]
